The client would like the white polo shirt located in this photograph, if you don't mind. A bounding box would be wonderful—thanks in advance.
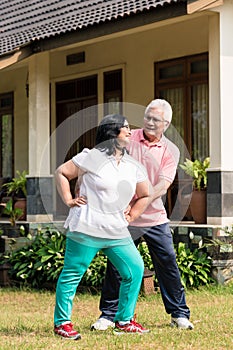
[64,148,147,239]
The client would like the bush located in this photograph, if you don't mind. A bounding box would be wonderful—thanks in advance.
[138,241,154,271]
[82,252,107,289]
[0,228,65,288]
[0,228,108,289]
[0,228,213,290]
[175,242,214,288]
[138,240,213,289]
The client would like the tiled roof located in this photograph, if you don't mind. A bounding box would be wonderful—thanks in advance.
[0,0,178,56]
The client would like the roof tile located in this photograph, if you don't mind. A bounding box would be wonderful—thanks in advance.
[0,0,177,56]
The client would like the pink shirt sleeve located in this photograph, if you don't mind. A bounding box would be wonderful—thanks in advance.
[159,139,180,183]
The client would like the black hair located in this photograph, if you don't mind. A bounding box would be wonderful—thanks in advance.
[95,114,127,156]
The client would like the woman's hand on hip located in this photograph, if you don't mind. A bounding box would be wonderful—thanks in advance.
[67,196,87,207]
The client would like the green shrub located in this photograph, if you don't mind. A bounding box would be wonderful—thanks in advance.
[82,251,107,288]
[175,242,214,288]
[138,240,213,289]
[0,228,107,289]
[0,229,213,290]
[0,228,65,288]
[137,241,154,271]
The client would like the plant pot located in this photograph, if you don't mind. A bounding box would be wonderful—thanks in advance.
[2,225,21,238]
[14,198,26,220]
[141,269,155,295]
[190,189,207,224]
[0,263,11,286]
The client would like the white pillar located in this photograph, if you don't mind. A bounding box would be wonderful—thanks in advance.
[27,52,53,222]
[208,4,233,225]
[218,4,233,171]
[28,52,50,176]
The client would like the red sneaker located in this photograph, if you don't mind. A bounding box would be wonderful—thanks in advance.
[114,318,149,335]
[54,322,81,340]
[130,318,150,333]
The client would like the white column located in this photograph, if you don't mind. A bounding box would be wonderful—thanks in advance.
[218,3,233,171]
[28,52,50,176]
[27,52,53,222]
[208,13,221,170]
[208,4,233,225]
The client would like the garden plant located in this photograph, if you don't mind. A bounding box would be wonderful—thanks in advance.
[0,227,213,290]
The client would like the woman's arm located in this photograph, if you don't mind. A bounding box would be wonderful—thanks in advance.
[125,180,150,223]
[55,160,87,208]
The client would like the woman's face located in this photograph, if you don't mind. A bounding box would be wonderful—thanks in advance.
[117,120,131,146]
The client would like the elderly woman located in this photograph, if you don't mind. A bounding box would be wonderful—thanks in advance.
[53,114,150,340]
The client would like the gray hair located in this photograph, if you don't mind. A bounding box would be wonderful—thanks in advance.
[145,99,173,123]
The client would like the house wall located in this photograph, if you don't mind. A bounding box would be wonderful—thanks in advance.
[0,66,28,173]
[0,15,209,177]
[0,12,213,222]
[50,15,209,128]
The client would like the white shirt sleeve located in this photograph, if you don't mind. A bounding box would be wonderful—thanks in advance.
[72,148,90,171]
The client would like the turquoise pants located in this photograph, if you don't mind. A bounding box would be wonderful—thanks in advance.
[54,233,144,326]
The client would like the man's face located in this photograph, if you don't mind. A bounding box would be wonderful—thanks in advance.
[143,107,169,139]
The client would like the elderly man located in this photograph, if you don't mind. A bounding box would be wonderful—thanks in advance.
[91,99,194,331]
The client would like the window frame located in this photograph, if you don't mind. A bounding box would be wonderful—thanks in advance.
[104,69,122,115]
[154,52,209,159]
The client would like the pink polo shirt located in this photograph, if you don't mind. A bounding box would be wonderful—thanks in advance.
[128,129,180,226]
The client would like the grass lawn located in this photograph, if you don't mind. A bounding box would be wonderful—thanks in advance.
[0,284,233,350]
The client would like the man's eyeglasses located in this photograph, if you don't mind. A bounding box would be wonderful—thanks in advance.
[144,115,168,124]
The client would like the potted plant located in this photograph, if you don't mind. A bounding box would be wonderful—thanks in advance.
[179,157,210,224]
[3,170,27,198]
[2,170,27,220]
[2,199,24,237]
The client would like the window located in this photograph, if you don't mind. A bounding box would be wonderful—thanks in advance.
[0,93,14,177]
[155,53,209,161]
[55,76,98,218]
[56,75,98,162]
[104,69,122,115]
[155,54,209,220]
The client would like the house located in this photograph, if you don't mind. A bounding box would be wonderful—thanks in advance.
[0,0,233,228]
